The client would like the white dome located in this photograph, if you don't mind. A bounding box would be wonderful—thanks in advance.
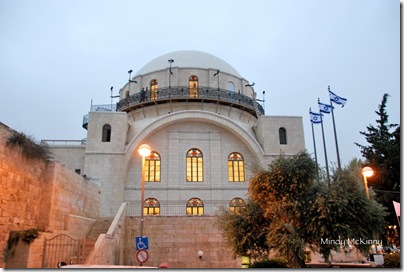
[135,50,242,77]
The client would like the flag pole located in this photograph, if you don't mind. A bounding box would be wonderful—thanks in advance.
[319,101,331,187]
[310,108,320,183]
[328,86,342,170]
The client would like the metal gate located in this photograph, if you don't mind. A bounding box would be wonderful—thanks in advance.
[42,234,95,268]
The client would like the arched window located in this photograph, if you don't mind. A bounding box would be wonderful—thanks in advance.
[186,198,204,215]
[102,124,111,142]
[144,198,160,215]
[227,81,235,92]
[150,79,158,100]
[279,127,287,145]
[145,151,161,182]
[189,75,198,97]
[229,197,246,214]
[186,148,203,182]
[228,152,245,182]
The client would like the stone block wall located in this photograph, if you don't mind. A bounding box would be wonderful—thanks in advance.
[124,216,241,268]
[0,122,101,268]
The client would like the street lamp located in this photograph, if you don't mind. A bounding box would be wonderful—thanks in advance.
[362,166,374,200]
[138,144,151,237]
[168,59,174,88]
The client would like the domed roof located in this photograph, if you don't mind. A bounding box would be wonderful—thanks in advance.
[135,50,242,77]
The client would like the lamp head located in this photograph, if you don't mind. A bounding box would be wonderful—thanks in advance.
[362,166,374,178]
[138,144,151,157]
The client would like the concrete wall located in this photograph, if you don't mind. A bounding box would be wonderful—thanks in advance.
[0,122,101,268]
[124,216,241,268]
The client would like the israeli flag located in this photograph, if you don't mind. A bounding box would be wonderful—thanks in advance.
[310,111,322,124]
[318,101,333,114]
[329,90,347,107]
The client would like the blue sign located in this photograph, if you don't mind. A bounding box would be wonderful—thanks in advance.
[135,236,149,251]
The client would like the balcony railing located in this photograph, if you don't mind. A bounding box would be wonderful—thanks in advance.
[82,87,264,129]
[116,86,264,116]
[82,104,116,129]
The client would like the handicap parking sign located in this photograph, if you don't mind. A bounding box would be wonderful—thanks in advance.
[135,236,149,251]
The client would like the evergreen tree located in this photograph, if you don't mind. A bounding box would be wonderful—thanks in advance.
[355,93,400,226]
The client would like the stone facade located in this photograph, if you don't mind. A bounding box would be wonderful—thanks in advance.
[0,122,101,268]
[124,216,241,268]
[45,51,306,220]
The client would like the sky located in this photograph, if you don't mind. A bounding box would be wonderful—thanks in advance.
[0,0,400,168]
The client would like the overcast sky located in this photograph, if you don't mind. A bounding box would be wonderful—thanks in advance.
[0,0,400,168]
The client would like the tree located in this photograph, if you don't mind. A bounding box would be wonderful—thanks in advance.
[249,152,318,267]
[355,93,400,226]
[248,152,386,267]
[215,199,270,260]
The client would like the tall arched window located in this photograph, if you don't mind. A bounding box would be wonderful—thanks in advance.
[102,124,111,142]
[150,79,158,100]
[228,152,245,182]
[279,127,287,145]
[186,148,203,182]
[186,198,204,215]
[227,81,235,92]
[189,75,198,97]
[145,151,161,182]
[229,197,246,214]
[144,198,160,215]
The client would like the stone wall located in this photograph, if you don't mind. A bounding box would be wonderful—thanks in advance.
[0,122,101,268]
[124,216,241,268]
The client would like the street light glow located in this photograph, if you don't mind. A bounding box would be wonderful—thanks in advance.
[138,144,151,157]
[362,166,374,178]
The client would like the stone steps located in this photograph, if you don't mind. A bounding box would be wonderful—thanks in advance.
[86,219,113,240]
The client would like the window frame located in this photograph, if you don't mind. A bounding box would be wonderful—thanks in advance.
[189,75,199,97]
[279,127,287,145]
[229,197,246,214]
[145,151,161,182]
[186,148,204,182]
[144,198,160,216]
[102,124,111,142]
[228,152,245,182]
[150,79,158,100]
[186,198,204,216]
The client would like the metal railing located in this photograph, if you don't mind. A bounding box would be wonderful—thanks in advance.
[41,139,87,145]
[116,86,265,116]
[127,201,229,216]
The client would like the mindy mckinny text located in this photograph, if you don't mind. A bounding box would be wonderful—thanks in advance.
[320,237,382,247]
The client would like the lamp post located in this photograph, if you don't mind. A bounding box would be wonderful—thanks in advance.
[362,166,378,255]
[138,144,151,237]
[362,166,374,200]
[168,59,174,88]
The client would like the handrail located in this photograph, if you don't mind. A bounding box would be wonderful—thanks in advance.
[116,86,265,116]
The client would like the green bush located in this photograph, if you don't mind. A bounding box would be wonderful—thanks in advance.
[250,258,289,268]
[383,253,400,268]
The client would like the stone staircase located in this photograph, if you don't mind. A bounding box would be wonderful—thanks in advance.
[86,218,113,240]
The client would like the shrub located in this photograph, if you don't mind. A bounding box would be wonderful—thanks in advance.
[6,131,51,161]
[383,253,400,268]
[250,258,289,268]
[4,228,40,262]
